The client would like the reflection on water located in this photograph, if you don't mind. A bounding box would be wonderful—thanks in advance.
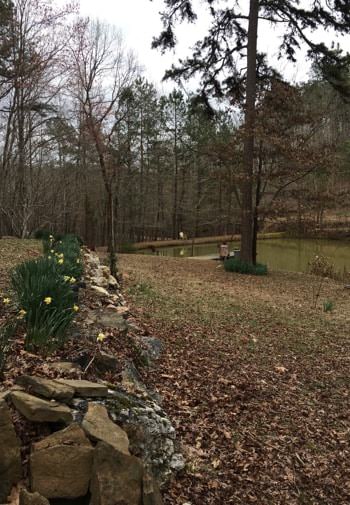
[142,239,350,273]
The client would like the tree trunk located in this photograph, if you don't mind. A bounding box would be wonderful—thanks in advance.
[240,0,259,264]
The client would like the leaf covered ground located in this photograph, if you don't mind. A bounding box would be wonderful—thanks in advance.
[121,254,350,505]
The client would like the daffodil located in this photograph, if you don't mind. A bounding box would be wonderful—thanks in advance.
[76,259,80,264]
[64,275,70,282]
[18,309,27,318]
[44,297,52,305]
[3,297,10,305]
[48,255,52,260]
[97,332,106,342]
[50,249,54,253]
[58,258,64,265]
[73,304,79,312]
[70,277,76,284]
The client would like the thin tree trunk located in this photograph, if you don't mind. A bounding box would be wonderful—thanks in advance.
[240,0,259,264]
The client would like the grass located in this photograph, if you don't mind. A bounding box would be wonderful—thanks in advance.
[120,254,350,505]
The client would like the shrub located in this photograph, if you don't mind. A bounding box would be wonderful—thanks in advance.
[34,229,53,240]
[323,300,334,312]
[308,255,336,279]
[11,257,76,350]
[0,320,17,376]
[118,242,137,254]
[224,257,268,276]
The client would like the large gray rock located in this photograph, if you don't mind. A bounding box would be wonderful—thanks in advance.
[0,399,22,503]
[30,424,93,499]
[88,307,128,333]
[16,376,75,402]
[106,389,182,484]
[90,442,143,505]
[55,379,108,398]
[19,488,49,505]
[10,391,72,424]
[82,403,129,454]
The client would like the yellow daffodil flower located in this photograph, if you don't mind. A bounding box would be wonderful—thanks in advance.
[44,297,52,305]
[70,277,76,284]
[18,309,27,318]
[73,305,79,312]
[3,297,10,304]
[97,332,106,342]
[64,275,70,282]
[58,258,64,265]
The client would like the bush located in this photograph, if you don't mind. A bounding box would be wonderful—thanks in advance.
[118,242,137,254]
[224,257,268,276]
[11,257,76,350]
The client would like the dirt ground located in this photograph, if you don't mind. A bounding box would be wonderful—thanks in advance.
[120,254,350,505]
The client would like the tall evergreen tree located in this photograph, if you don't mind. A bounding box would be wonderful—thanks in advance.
[153,0,350,263]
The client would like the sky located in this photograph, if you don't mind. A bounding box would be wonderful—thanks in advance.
[74,0,350,93]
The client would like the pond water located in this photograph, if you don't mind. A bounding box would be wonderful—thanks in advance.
[141,238,350,273]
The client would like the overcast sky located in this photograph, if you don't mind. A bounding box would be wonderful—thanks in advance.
[76,0,350,93]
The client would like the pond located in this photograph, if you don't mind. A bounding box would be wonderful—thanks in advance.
[141,238,350,274]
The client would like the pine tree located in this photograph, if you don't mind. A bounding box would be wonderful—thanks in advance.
[153,0,350,263]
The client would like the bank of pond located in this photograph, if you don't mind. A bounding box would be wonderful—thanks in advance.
[140,238,350,274]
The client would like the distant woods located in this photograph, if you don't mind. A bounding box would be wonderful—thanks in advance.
[0,0,350,248]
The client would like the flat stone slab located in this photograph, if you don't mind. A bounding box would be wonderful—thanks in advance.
[0,400,22,503]
[49,361,82,374]
[10,391,72,424]
[16,376,75,402]
[55,379,108,398]
[30,424,93,499]
[82,403,129,455]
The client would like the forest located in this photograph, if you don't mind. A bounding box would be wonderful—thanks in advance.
[0,0,349,254]
[1,2,350,505]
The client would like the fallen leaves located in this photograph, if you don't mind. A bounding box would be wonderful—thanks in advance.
[122,254,350,505]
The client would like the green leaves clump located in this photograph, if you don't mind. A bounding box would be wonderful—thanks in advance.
[11,257,76,351]
[224,257,268,276]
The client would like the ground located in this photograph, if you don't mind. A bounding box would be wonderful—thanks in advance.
[1,240,350,504]
[120,254,350,505]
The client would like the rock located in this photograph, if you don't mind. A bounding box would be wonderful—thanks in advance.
[99,265,110,279]
[90,442,143,505]
[16,376,75,402]
[19,488,49,505]
[95,351,118,373]
[82,403,129,454]
[122,361,149,395]
[49,361,82,374]
[106,305,129,317]
[10,391,72,424]
[137,337,163,366]
[30,424,93,499]
[0,400,22,503]
[143,472,163,505]
[108,275,119,289]
[106,389,178,484]
[90,307,129,333]
[90,276,109,289]
[169,453,186,472]
[55,379,108,398]
[90,285,110,297]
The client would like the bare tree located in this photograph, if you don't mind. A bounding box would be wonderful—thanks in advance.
[68,19,137,275]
